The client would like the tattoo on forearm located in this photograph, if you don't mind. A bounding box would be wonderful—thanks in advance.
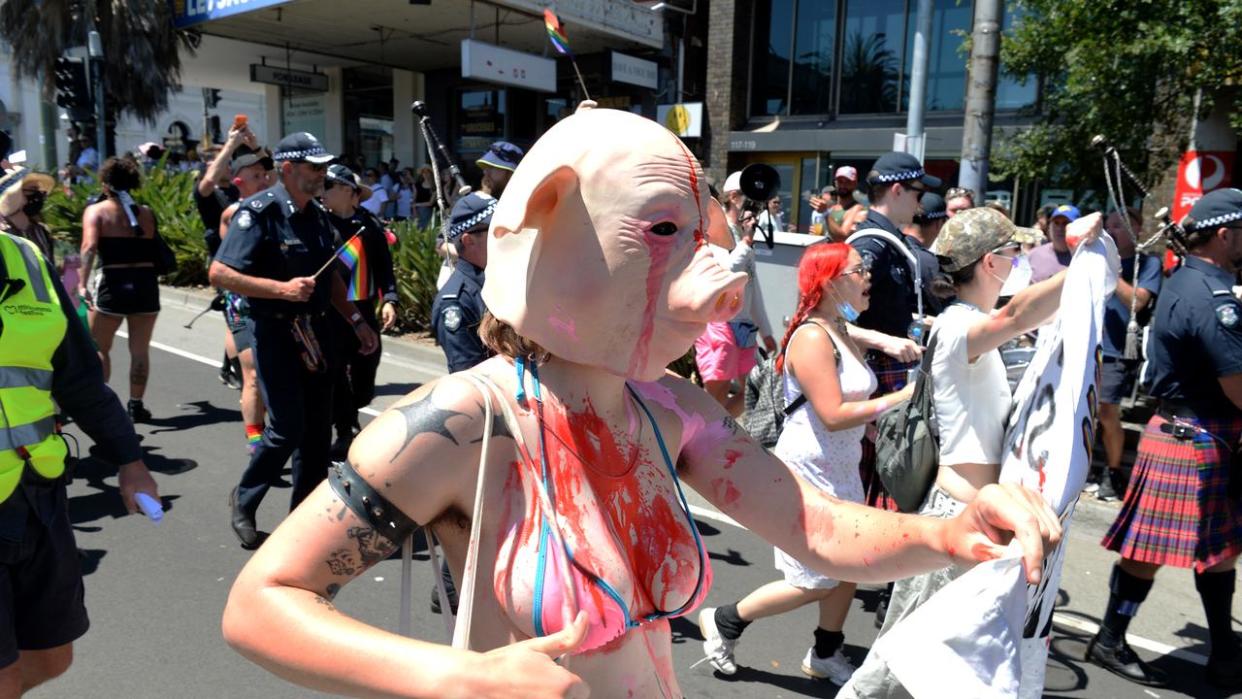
[325,583,340,600]
[722,415,743,438]
[322,525,398,579]
[390,392,467,462]
[313,594,340,613]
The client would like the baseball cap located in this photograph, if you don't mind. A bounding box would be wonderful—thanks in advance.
[916,192,947,222]
[932,207,1042,273]
[325,164,373,201]
[271,132,335,164]
[230,145,274,175]
[1184,188,1242,232]
[476,141,524,172]
[722,171,743,194]
[834,166,858,181]
[865,152,942,191]
[448,192,498,242]
[1049,204,1080,222]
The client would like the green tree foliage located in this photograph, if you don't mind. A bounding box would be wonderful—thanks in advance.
[993,0,1242,193]
[0,0,198,123]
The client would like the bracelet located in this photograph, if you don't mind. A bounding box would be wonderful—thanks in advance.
[348,311,363,324]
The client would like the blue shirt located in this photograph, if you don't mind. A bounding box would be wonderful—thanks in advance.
[431,259,489,373]
[1102,253,1163,358]
[850,210,920,339]
[1144,256,1242,417]
[215,182,338,318]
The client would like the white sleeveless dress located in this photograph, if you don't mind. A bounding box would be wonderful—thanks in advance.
[772,322,878,589]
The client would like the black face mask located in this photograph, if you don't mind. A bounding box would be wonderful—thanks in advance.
[21,191,44,217]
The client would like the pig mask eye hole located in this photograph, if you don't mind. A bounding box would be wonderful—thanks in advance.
[651,222,678,237]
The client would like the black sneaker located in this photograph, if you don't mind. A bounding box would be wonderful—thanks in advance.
[1084,634,1167,686]
[874,594,889,629]
[1096,476,1120,502]
[127,400,152,423]
[219,367,242,390]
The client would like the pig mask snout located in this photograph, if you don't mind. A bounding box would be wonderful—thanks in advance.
[666,245,749,323]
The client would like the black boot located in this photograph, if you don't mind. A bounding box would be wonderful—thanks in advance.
[1084,634,1167,686]
[127,399,152,423]
[229,486,260,549]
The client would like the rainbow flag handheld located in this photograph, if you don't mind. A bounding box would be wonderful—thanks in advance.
[336,232,368,301]
[544,8,571,56]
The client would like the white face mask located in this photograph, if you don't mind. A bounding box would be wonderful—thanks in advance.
[998,254,1033,296]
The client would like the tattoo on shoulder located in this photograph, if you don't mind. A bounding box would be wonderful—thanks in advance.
[391,391,468,462]
[469,400,513,443]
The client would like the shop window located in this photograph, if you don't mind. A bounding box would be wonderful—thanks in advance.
[456,88,506,157]
[839,0,906,114]
[789,0,838,115]
[900,0,972,112]
[749,0,795,117]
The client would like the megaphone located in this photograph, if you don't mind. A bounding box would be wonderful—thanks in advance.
[739,163,780,248]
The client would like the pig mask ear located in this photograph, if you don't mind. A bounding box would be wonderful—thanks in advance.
[482,163,581,342]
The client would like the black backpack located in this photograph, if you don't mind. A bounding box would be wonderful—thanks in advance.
[742,322,839,449]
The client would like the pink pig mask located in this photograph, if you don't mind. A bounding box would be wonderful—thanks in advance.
[482,107,749,381]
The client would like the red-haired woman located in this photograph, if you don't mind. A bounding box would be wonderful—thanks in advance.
[699,242,913,685]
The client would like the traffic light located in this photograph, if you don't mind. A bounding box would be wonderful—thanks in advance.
[203,88,221,109]
[53,57,91,120]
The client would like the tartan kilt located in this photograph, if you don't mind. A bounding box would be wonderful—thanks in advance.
[860,351,916,512]
[1102,413,1242,572]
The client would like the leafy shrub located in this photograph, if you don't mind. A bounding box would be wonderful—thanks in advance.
[388,219,443,333]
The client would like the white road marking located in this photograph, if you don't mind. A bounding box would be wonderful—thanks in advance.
[131,328,1215,671]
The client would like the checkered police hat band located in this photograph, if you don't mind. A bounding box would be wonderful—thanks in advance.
[450,200,498,238]
[1189,210,1242,232]
[872,168,925,184]
[274,145,329,162]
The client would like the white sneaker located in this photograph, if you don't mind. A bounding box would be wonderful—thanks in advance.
[801,647,856,685]
[698,607,738,675]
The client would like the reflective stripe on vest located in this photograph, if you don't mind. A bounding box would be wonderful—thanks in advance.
[0,233,68,499]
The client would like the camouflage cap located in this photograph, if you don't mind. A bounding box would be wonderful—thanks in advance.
[931,207,1043,273]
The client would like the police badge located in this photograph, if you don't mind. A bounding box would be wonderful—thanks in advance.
[442,306,463,332]
[1217,302,1239,329]
[237,210,254,230]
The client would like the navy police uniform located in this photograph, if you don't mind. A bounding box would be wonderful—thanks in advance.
[431,192,497,373]
[215,133,341,534]
[1091,188,1242,688]
[847,152,941,512]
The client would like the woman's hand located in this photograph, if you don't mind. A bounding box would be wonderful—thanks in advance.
[453,612,590,699]
[942,483,1063,584]
[381,301,398,331]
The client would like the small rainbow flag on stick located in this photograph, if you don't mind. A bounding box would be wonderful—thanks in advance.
[336,232,368,301]
[544,7,591,101]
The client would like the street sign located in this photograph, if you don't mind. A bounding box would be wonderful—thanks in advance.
[460,39,557,93]
[610,51,658,90]
[1172,150,1235,221]
[249,64,330,92]
[171,0,290,29]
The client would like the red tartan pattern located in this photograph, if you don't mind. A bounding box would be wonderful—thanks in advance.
[1102,414,1242,572]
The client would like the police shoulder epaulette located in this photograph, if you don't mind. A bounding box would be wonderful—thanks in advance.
[247,191,278,211]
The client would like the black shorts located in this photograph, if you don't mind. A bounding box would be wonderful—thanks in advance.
[0,485,90,668]
[224,293,252,352]
[1101,356,1140,405]
[94,268,160,316]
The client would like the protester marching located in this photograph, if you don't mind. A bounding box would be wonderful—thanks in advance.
[1,2,1240,698]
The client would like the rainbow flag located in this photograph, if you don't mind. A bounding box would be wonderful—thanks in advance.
[336,233,368,301]
[544,8,571,56]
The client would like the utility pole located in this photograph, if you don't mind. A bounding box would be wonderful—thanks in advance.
[39,100,58,170]
[959,0,1001,201]
[904,0,933,160]
[88,28,106,161]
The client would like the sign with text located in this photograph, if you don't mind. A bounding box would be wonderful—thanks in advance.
[250,64,329,92]
[282,94,326,139]
[461,39,556,93]
[1172,150,1235,222]
[171,0,289,28]
[656,102,702,138]
[610,51,658,90]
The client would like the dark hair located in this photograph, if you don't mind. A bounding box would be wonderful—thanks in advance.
[931,258,977,299]
[99,157,141,192]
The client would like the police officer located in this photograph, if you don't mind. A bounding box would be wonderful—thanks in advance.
[432,192,496,373]
[322,164,399,457]
[209,132,378,548]
[0,229,159,693]
[1089,188,1242,689]
[906,191,948,317]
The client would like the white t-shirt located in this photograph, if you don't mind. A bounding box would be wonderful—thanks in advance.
[396,186,414,218]
[930,303,1012,466]
[361,187,389,216]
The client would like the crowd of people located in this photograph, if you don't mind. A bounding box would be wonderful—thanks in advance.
[0,96,1238,698]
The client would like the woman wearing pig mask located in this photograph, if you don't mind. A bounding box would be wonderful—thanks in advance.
[222,106,1062,699]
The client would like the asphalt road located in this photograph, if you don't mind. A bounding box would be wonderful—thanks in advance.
[35,287,1241,698]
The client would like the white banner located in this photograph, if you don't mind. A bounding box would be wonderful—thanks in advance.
[875,235,1119,698]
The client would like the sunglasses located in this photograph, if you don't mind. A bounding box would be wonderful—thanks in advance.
[842,259,872,277]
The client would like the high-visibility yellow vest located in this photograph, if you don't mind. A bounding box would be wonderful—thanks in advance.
[0,232,68,502]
